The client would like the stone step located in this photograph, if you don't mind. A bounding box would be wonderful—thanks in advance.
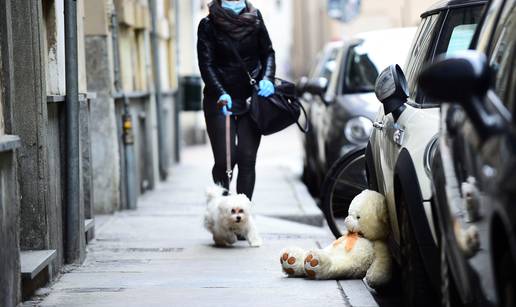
[85,219,95,243]
[20,250,56,280]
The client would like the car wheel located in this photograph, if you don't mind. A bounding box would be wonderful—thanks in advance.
[365,143,378,192]
[302,163,320,197]
[497,249,516,307]
[320,148,367,239]
[399,190,439,307]
[440,231,462,307]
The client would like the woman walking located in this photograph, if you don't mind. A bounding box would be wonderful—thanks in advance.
[197,0,276,200]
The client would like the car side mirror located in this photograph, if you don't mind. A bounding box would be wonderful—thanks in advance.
[418,51,490,102]
[418,51,501,139]
[304,77,328,97]
[375,64,408,121]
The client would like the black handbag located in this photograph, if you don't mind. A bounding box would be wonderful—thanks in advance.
[223,35,309,136]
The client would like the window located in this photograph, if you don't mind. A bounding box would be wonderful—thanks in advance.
[343,43,379,93]
[406,5,485,105]
[488,3,516,113]
[404,13,440,103]
[434,5,485,56]
[319,47,340,81]
[340,31,414,94]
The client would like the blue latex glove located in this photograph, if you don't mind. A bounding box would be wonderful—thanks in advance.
[258,80,275,97]
[218,94,232,116]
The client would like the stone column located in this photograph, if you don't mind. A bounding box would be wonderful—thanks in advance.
[84,0,121,214]
[10,0,51,252]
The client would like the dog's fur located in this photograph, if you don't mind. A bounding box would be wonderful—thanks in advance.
[204,186,262,247]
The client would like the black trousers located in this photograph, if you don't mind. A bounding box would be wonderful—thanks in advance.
[204,111,261,200]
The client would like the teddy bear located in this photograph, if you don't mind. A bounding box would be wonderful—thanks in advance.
[279,190,392,288]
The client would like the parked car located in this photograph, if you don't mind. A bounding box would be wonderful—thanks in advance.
[298,41,343,196]
[418,0,516,305]
[299,28,416,198]
[366,0,487,305]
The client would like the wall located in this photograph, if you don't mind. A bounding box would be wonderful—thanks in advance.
[0,1,21,305]
[291,0,342,79]
[0,63,4,135]
[84,0,121,214]
[258,0,294,78]
[339,0,436,38]
[0,150,20,307]
[85,0,179,209]
[290,0,436,79]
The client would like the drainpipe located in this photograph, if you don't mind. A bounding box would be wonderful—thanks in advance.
[64,0,83,263]
[111,11,137,210]
[149,0,168,180]
[174,0,181,163]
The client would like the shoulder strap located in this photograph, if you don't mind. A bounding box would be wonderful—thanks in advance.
[220,32,257,86]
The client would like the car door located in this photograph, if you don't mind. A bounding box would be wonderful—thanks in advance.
[302,45,340,174]
[380,3,485,240]
[449,2,516,303]
[313,46,344,175]
[373,13,441,234]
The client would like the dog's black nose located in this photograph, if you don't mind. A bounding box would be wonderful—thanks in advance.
[236,216,241,222]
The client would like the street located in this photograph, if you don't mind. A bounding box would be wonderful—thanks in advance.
[23,127,378,307]
[2,1,514,306]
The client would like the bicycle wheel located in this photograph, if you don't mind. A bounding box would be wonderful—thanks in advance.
[320,148,368,238]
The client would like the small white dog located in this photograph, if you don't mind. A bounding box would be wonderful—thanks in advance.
[204,186,262,247]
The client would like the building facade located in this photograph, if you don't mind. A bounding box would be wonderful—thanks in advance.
[291,0,436,79]
[0,1,180,306]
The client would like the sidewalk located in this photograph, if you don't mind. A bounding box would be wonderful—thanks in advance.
[28,127,377,307]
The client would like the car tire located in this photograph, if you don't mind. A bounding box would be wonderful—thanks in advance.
[440,232,463,307]
[320,148,367,239]
[399,190,439,307]
[496,247,516,307]
[302,163,320,197]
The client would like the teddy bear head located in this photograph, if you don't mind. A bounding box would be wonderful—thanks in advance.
[344,190,390,241]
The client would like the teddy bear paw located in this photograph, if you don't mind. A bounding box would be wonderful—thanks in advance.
[303,250,333,280]
[304,252,324,279]
[280,248,306,277]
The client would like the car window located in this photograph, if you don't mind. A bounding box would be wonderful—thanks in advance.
[475,0,506,53]
[488,1,515,113]
[405,13,440,103]
[344,43,379,92]
[340,30,415,94]
[407,5,485,104]
[435,5,485,56]
[310,47,340,81]
[320,48,340,81]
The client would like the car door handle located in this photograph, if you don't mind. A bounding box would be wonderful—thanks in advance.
[373,121,384,130]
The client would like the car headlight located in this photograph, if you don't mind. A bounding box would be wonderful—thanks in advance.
[344,117,373,144]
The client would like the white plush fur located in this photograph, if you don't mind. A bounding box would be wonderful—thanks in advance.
[204,186,262,247]
[280,190,392,288]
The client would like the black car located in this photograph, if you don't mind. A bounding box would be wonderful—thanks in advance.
[419,0,516,306]
[299,28,415,197]
[298,41,343,196]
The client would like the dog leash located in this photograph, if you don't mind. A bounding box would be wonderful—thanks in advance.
[225,114,232,183]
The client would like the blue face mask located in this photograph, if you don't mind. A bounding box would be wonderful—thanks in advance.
[221,0,246,15]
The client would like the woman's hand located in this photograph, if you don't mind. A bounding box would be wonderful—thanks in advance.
[258,80,275,97]
[217,94,233,116]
